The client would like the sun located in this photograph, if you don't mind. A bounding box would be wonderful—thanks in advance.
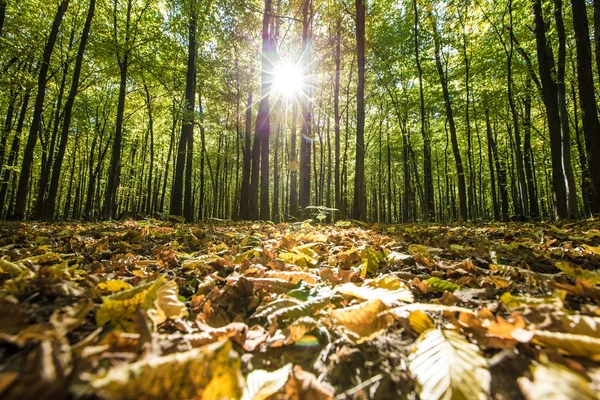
[272,62,304,97]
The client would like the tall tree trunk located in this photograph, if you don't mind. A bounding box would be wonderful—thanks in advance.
[102,0,133,220]
[533,0,568,219]
[353,0,366,220]
[572,0,600,215]
[171,2,196,219]
[485,106,499,221]
[334,16,341,218]
[0,0,6,37]
[143,82,154,214]
[44,0,95,221]
[239,93,252,220]
[258,0,273,221]
[572,80,592,216]
[555,0,579,218]
[299,0,312,214]
[523,82,540,219]
[289,102,298,218]
[413,0,433,221]
[507,0,529,217]
[0,88,29,215]
[431,10,467,221]
[13,0,69,220]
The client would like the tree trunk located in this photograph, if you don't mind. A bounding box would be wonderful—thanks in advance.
[413,0,434,221]
[353,0,366,220]
[533,0,568,219]
[431,10,467,221]
[554,0,579,218]
[289,102,298,218]
[334,16,341,218]
[13,0,69,220]
[299,0,312,215]
[239,93,252,220]
[572,0,600,215]
[171,2,196,219]
[43,0,95,221]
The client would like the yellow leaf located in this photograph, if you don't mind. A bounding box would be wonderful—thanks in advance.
[555,262,600,284]
[518,361,597,400]
[153,280,188,325]
[408,311,434,335]
[336,282,414,306]
[330,298,394,343]
[242,364,292,400]
[409,329,491,400]
[97,280,133,294]
[528,330,600,361]
[92,339,243,400]
[360,248,382,278]
[583,244,600,256]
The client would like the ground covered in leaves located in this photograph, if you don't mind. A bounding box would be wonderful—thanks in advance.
[1,219,600,399]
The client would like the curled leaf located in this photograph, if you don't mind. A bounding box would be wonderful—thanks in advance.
[242,363,292,400]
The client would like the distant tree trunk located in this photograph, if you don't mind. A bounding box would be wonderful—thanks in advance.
[572,0,600,215]
[533,0,568,219]
[413,0,434,221]
[289,102,298,218]
[160,99,177,214]
[507,0,528,217]
[299,0,312,214]
[571,81,592,216]
[259,0,273,221]
[402,126,410,222]
[0,0,6,37]
[431,10,467,221]
[485,106,499,221]
[44,0,95,221]
[554,0,579,218]
[334,17,341,219]
[0,91,16,176]
[353,0,366,220]
[143,82,154,214]
[272,118,280,222]
[523,82,540,219]
[13,0,69,220]
[239,93,252,220]
[0,88,29,215]
[171,2,196,219]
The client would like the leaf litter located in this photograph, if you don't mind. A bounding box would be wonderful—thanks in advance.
[1,219,600,399]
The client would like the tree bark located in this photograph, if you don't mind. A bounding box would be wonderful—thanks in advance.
[572,0,600,215]
[533,0,568,219]
[353,0,366,220]
[44,0,95,221]
[13,0,69,220]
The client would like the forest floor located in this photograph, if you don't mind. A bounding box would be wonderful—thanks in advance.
[1,219,600,399]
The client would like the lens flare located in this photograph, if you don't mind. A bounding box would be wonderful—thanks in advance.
[272,62,304,97]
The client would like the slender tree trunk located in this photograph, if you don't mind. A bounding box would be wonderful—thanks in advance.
[334,17,341,218]
[533,0,568,219]
[239,93,252,220]
[523,82,540,219]
[0,0,6,37]
[44,0,95,221]
[413,0,434,221]
[485,107,499,221]
[171,2,196,219]
[572,0,600,215]
[13,0,69,220]
[571,81,592,216]
[554,0,579,218]
[431,10,467,221]
[299,0,312,214]
[289,102,298,218]
[0,88,29,215]
[143,82,154,214]
[353,0,366,220]
[259,0,273,221]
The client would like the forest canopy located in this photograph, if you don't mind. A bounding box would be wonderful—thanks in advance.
[0,0,599,223]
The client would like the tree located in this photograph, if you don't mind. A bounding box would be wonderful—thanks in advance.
[353,0,366,221]
[13,0,69,220]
